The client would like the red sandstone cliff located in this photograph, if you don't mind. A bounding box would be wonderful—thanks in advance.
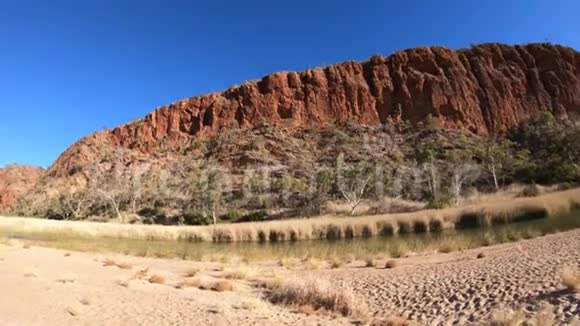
[0,165,44,212]
[48,43,580,178]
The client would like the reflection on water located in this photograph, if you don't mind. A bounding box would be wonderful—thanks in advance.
[2,210,580,262]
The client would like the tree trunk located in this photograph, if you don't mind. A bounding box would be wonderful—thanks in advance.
[212,202,217,225]
[491,166,499,191]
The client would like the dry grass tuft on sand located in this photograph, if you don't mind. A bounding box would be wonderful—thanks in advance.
[384,260,397,269]
[560,266,580,291]
[2,188,579,243]
[487,304,555,326]
[148,274,166,284]
[221,266,257,280]
[102,259,132,270]
[180,276,234,292]
[182,268,199,278]
[370,316,417,326]
[262,277,367,318]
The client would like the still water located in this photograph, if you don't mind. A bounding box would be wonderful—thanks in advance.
[2,211,580,262]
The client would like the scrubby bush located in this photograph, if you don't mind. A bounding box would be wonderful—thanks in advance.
[219,211,242,221]
[181,211,211,225]
[233,211,270,223]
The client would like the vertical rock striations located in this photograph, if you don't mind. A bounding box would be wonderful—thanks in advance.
[48,43,580,177]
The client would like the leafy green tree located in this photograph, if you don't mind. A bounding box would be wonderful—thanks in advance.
[476,138,529,190]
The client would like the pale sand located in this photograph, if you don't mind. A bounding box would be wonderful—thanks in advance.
[1,230,579,325]
[318,230,580,325]
[0,244,348,326]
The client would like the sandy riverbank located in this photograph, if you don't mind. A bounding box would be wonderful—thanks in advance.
[1,229,579,325]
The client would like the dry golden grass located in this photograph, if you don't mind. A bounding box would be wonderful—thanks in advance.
[278,257,301,269]
[212,279,234,292]
[180,276,234,292]
[488,307,526,326]
[102,259,132,270]
[560,266,580,291]
[182,268,199,278]
[1,188,579,243]
[221,266,257,280]
[364,257,376,268]
[487,304,555,326]
[132,267,149,280]
[370,316,417,326]
[23,270,38,278]
[262,277,367,318]
[328,257,343,269]
[148,274,166,284]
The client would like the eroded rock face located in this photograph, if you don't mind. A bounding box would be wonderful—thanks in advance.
[0,165,44,212]
[48,43,580,177]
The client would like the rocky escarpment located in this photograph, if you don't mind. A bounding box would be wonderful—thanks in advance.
[48,43,580,178]
[0,165,44,212]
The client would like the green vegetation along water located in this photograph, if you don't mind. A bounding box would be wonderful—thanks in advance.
[2,210,580,262]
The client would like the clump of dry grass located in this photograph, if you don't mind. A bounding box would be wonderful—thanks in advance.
[487,304,555,326]
[328,257,343,269]
[364,257,375,268]
[180,276,234,292]
[212,279,234,292]
[148,274,166,284]
[262,278,367,317]
[388,243,408,258]
[222,266,257,280]
[303,258,324,270]
[183,268,199,278]
[132,267,149,280]
[102,259,132,270]
[384,260,397,269]
[560,266,580,291]
[488,307,526,326]
[23,270,38,278]
[370,316,416,326]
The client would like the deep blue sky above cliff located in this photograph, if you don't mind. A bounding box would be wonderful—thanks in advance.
[1,0,579,168]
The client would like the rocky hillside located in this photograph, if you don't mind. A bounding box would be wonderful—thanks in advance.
[0,165,43,212]
[8,42,580,221]
[48,43,580,178]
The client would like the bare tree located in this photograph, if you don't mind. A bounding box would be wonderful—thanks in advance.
[449,163,480,206]
[87,151,127,222]
[197,167,225,225]
[336,154,374,216]
[60,191,93,220]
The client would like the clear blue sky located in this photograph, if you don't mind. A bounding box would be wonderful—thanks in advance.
[1,0,579,168]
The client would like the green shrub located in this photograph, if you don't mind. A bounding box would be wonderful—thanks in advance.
[233,211,270,223]
[181,211,211,225]
[219,211,242,221]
